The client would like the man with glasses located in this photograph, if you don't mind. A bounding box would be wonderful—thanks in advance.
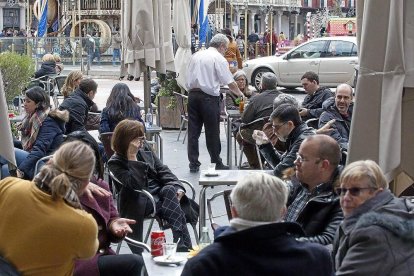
[259,103,315,177]
[186,34,243,172]
[285,134,343,246]
[236,72,281,169]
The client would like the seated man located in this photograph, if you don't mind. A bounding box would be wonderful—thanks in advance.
[299,71,333,123]
[259,104,315,177]
[319,83,353,151]
[182,172,333,276]
[59,78,98,134]
[236,72,281,168]
[285,134,343,245]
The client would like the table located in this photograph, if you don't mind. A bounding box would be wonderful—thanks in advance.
[143,252,188,276]
[146,125,163,162]
[225,109,241,167]
[198,170,269,235]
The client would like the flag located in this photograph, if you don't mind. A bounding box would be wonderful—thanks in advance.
[37,0,48,37]
[198,0,209,44]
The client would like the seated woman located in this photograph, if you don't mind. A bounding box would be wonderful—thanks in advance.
[225,70,254,111]
[333,160,414,275]
[34,53,56,79]
[0,141,98,275]
[99,83,144,134]
[65,131,144,276]
[0,87,68,180]
[61,70,83,98]
[108,119,193,252]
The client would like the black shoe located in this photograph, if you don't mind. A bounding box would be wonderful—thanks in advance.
[215,163,229,170]
[189,164,200,172]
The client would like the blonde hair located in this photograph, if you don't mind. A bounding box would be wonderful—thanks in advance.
[34,141,95,207]
[231,173,288,222]
[340,160,388,189]
[42,53,55,62]
[53,53,62,63]
[61,71,83,97]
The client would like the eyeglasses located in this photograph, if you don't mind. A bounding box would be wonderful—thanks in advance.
[335,187,376,197]
[295,153,321,164]
[272,122,286,131]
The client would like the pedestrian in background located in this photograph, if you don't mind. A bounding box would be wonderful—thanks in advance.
[112,28,122,66]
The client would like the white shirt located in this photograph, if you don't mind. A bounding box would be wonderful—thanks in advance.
[186,47,234,96]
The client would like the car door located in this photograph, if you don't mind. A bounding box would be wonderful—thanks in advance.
[318,40,358,86]
[277,40,327,86]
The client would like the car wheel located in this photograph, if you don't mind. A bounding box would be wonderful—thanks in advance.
[252,68,272,91]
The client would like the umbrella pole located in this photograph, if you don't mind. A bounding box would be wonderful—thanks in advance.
[144,66,151,123]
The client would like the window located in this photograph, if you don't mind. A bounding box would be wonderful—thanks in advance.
[289,40,326,59]
[326,40,356,57]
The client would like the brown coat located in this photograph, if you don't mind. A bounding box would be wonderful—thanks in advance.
[225,41,243,70]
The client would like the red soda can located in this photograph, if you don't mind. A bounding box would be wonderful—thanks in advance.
[151,231,166,256]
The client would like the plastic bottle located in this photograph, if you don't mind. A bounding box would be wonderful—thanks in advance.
[199,226,211,249]
[145,107,153,128]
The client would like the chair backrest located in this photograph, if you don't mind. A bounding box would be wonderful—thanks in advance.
[34,155,53,176]
[207,189,233,227]
[173,92,188,118]
[54,75,67,96]
[99,132,114,159]
[239,116,270,140]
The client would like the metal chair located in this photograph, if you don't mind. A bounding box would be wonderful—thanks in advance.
[109,170,199,245]
[173,92,188,144]
[34,155,53,176]
[237,116,270,169]
[207,189,233,230]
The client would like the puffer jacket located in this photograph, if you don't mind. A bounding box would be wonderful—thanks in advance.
[287,167,343,245]
[259,122,315,177]
[302,86,333,119]
[59,89,95,134]
[18,109,69,179]
[333,190,414,275]
[319,97,353,150]
[34,61,56,79]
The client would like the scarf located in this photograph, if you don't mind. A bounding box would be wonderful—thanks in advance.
[19,108,50,151]
[230,217,275,232]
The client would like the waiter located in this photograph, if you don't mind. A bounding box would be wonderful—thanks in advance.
[186,33,243,172]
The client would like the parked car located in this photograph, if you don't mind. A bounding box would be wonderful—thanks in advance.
[243,36,358,90]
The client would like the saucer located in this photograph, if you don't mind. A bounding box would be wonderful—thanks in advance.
[153,255,186,265]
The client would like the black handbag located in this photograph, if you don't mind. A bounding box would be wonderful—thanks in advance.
[180,194,199,224]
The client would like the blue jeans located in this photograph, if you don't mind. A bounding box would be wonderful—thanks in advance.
[112,48,120,65]
[0,148,29,179]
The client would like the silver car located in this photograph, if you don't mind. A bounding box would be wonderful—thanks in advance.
[243,36,358,90]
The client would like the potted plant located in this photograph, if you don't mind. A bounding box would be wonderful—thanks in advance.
[157,72,182,129]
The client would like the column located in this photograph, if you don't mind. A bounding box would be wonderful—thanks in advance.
[276,10,282,33]
[0,7,3,31]
[260,14,265,33]
[250,10,256,33]
[236,9,240,28]
[20,5,25,30]
[294,13,298,37]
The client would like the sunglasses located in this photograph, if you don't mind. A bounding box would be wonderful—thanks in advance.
[335,187,376,196]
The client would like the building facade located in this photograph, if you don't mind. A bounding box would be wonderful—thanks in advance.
[0,0,26,31]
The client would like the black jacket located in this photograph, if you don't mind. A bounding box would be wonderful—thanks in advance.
[182,223,333,276]
[302,86,333,119]
[107,144,184,241]
[19,109,68,179]
[319,97,353,150]
[34,61,56,79]
[260,122,315,177]
[241,89,280,124]
[59,89,95,134]
[287,167,344,245]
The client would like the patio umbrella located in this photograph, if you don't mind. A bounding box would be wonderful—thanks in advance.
[173,0,192,89]
[0,72,16,168]
[348,0,414,195]
[121,0,175,111]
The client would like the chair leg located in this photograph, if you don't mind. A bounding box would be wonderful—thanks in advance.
[238,145,244,169]
[144,218,156,243]
[256,145,263,170]
[234,135,237,165]
[191,224,199,244]
[116,240,123,254]
[177,119,185,141]
[182,120,188,144]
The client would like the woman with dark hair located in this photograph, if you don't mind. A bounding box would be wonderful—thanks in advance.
[0,141,98,275]
[65,131,144,276]
[99,83,143,134]
[108,119,193,252]
[0,86,68,180]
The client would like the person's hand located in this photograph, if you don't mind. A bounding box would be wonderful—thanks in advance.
[299,108,309,117]
[16,169,24,178]
[317,119,336,134]
[110,218,136,238]
[252,130,270,145]
[127,138,141,161]
[177,190,185,201]
[84,182,111,200]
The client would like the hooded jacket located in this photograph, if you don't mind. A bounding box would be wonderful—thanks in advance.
[302,86,333,119]
[18,109,69,179]
[319,97,353,150]
[333,190,414,275]
[34,61,57,79]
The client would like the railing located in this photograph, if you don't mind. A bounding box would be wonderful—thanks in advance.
[67,0,121,11]
[231,0,301,7]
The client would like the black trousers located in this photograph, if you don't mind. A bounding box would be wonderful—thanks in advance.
[187,90,222,166]
[98,254,143,276]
